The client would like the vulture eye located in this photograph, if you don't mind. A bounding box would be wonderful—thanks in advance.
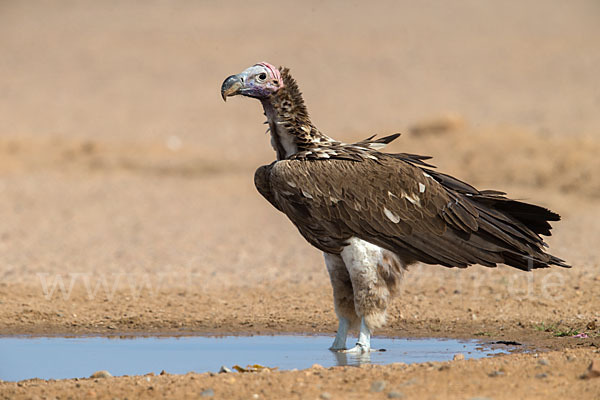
[257,72,267,82]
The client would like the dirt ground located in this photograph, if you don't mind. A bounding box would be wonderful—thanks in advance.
[1,1,600,399]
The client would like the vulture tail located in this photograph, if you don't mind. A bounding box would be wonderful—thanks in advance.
[468,193,570,270]
[406,166,571,270]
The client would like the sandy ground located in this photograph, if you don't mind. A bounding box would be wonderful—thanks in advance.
[1,1,600,399]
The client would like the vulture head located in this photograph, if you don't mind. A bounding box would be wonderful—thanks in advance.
[221,62,284,101]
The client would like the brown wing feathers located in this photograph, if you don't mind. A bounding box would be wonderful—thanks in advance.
[257,154,569,271]
[396,154,569,269]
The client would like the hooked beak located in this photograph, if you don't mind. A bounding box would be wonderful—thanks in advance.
[221,74,243,102]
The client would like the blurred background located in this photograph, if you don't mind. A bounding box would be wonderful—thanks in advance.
[0,1,598,289]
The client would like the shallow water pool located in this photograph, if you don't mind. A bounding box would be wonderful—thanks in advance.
[0,335,510,381]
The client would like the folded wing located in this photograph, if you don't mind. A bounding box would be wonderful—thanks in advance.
[255,155,568,271]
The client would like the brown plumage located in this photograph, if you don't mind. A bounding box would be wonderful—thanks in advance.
[222,62,569,352]
[256,156,568,271]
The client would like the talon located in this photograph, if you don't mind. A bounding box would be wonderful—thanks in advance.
[342,343,371,354]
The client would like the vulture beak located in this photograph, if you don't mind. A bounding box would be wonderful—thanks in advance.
[221,74,243,102]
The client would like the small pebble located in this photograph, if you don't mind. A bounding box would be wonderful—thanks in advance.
[370,380,387,392]
[453,353,465,361]
[200,388,214,397]
[399,378,417,387]
[89,370,112,379]
[311,363,324,370]
[537,359,549,366]
[320,392,332,400]
[582,359,600,379]
[488,370,504,377]
[587,321,597,330]
[388,391,404,399]
[535,373,548,379]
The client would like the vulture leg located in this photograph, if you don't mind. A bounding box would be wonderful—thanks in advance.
[339,237,405,353]
[331,316,350,351]
[323,253,359,350]
[342,317,375,353]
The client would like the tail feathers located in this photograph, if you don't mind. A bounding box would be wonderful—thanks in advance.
[469,195,571,270]
[425,171,570,269]
[381,147,570,270]
[476,195,559,236]
[473,193,559,237]
[502,251,570,271]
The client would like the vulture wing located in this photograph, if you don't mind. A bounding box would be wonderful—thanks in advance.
[255,155,569,271]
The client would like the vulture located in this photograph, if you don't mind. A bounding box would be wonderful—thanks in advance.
[220,62,569,353]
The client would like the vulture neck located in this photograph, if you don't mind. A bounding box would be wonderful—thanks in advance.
[261,68,334,160]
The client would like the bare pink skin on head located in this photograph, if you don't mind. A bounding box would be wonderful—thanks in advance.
[220,61,285,101]
[255,62,284,89]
